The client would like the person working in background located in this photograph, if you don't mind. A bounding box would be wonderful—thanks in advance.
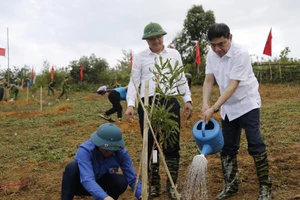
[8,83,19,101]
[48,80,56,96]
[100,86,128,122]
[56,77,70,101]
[0,77,7,101]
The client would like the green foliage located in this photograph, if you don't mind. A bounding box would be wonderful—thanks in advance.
[151,56,186,97]
[279,47,291,63]
[30,84,38,95]
[69,54,111,84]
[171,5,216,64]
[184,63,206,85]
[148,57,186,149]
[253,63,300,84]
[150,105,179,149]
[113,50,132,85]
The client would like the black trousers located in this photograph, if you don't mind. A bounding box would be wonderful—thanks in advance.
[105,90,122,118]
[48,86,54,95]
[221,108,266,156]
[61,161,128,200]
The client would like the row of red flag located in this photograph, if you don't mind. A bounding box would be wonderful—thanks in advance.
[194,28,272,62]
[0,48,5,56]
[129,28,271,68]
[48,64,84,81]
[263,28,272,56]
[1,29,272,77]
[29,64,84,82]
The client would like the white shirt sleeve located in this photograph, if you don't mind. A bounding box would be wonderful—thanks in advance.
[126,55,141,107]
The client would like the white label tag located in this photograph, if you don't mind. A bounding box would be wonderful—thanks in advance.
[153,150,158,163]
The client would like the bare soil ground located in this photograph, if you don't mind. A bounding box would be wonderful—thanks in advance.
[0,84,299,200]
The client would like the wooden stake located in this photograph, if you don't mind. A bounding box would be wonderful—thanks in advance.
[40,86,42,111]
[26,85,28,101]
[142,80,149,199]
[130,73,180,199]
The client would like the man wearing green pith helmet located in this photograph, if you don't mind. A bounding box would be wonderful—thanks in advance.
[125,22,193,199]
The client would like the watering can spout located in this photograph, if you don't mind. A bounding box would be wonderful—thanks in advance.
[201,144,213,156]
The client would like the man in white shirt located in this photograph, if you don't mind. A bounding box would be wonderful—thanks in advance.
[125,22,192,199]
[202,23,272,200]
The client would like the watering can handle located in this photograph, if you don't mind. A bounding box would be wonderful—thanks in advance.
[201,121,206,137]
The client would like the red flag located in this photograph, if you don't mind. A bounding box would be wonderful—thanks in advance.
[31,67,35,80]
[80,64,84,81]
[129,52,133,69]
[263,28,272,56]
[50,65,55,80]
[0,48,5,56]
[195,42,201,65]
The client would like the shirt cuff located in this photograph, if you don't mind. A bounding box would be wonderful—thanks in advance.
[183,96,192,104]
[127,100,135,107]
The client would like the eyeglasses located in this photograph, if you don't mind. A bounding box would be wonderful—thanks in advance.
[210,40,228,48]
[147,35,163,41]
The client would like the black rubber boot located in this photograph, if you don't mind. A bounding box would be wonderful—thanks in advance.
[216,154,239,199]
[150,162,160,197]
[166,157,181,199]
[253,152,272,200]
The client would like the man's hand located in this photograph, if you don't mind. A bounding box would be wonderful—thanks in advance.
[184,102,193,120]
[104,196,114,200]
[125,106,134,122]
[202,104,214,124]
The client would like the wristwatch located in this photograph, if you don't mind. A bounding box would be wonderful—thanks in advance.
[186,101,193,105]
[212,106,219,113]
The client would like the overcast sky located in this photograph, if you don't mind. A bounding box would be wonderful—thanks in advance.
[0,0,298,74]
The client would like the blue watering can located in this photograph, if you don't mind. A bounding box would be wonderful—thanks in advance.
[192,118,224,156]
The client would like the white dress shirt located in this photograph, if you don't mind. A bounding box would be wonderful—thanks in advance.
[97,85,107,92]
[206,42,261,121]
[127,47,192,107]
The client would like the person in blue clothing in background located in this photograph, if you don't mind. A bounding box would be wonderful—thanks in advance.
[25,78,31,89]
[61,123,142,200]
[100,86,128,122]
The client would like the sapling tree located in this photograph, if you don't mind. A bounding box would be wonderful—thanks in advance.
[149,56,187,150]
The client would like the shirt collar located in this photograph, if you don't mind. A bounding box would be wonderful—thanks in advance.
[224,41,234,58]
[147,45,167,55]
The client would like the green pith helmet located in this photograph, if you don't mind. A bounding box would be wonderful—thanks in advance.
[142,22,167,40]
[91,123,125,151]
[185,73,192,79]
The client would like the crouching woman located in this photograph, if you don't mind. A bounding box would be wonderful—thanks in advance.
[61,123,142,200]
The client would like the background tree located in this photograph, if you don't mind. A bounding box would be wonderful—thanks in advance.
[68,53,110,84]
[113,49,132,86]
[279,47,291,63]
[171,5,215,65]
[41,60,51,74]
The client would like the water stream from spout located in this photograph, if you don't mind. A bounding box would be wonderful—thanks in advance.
[182,154,208,200]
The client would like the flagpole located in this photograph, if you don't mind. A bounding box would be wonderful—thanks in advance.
[195,41,201,74]
[7,27,9,73]
[6,27,10,100]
